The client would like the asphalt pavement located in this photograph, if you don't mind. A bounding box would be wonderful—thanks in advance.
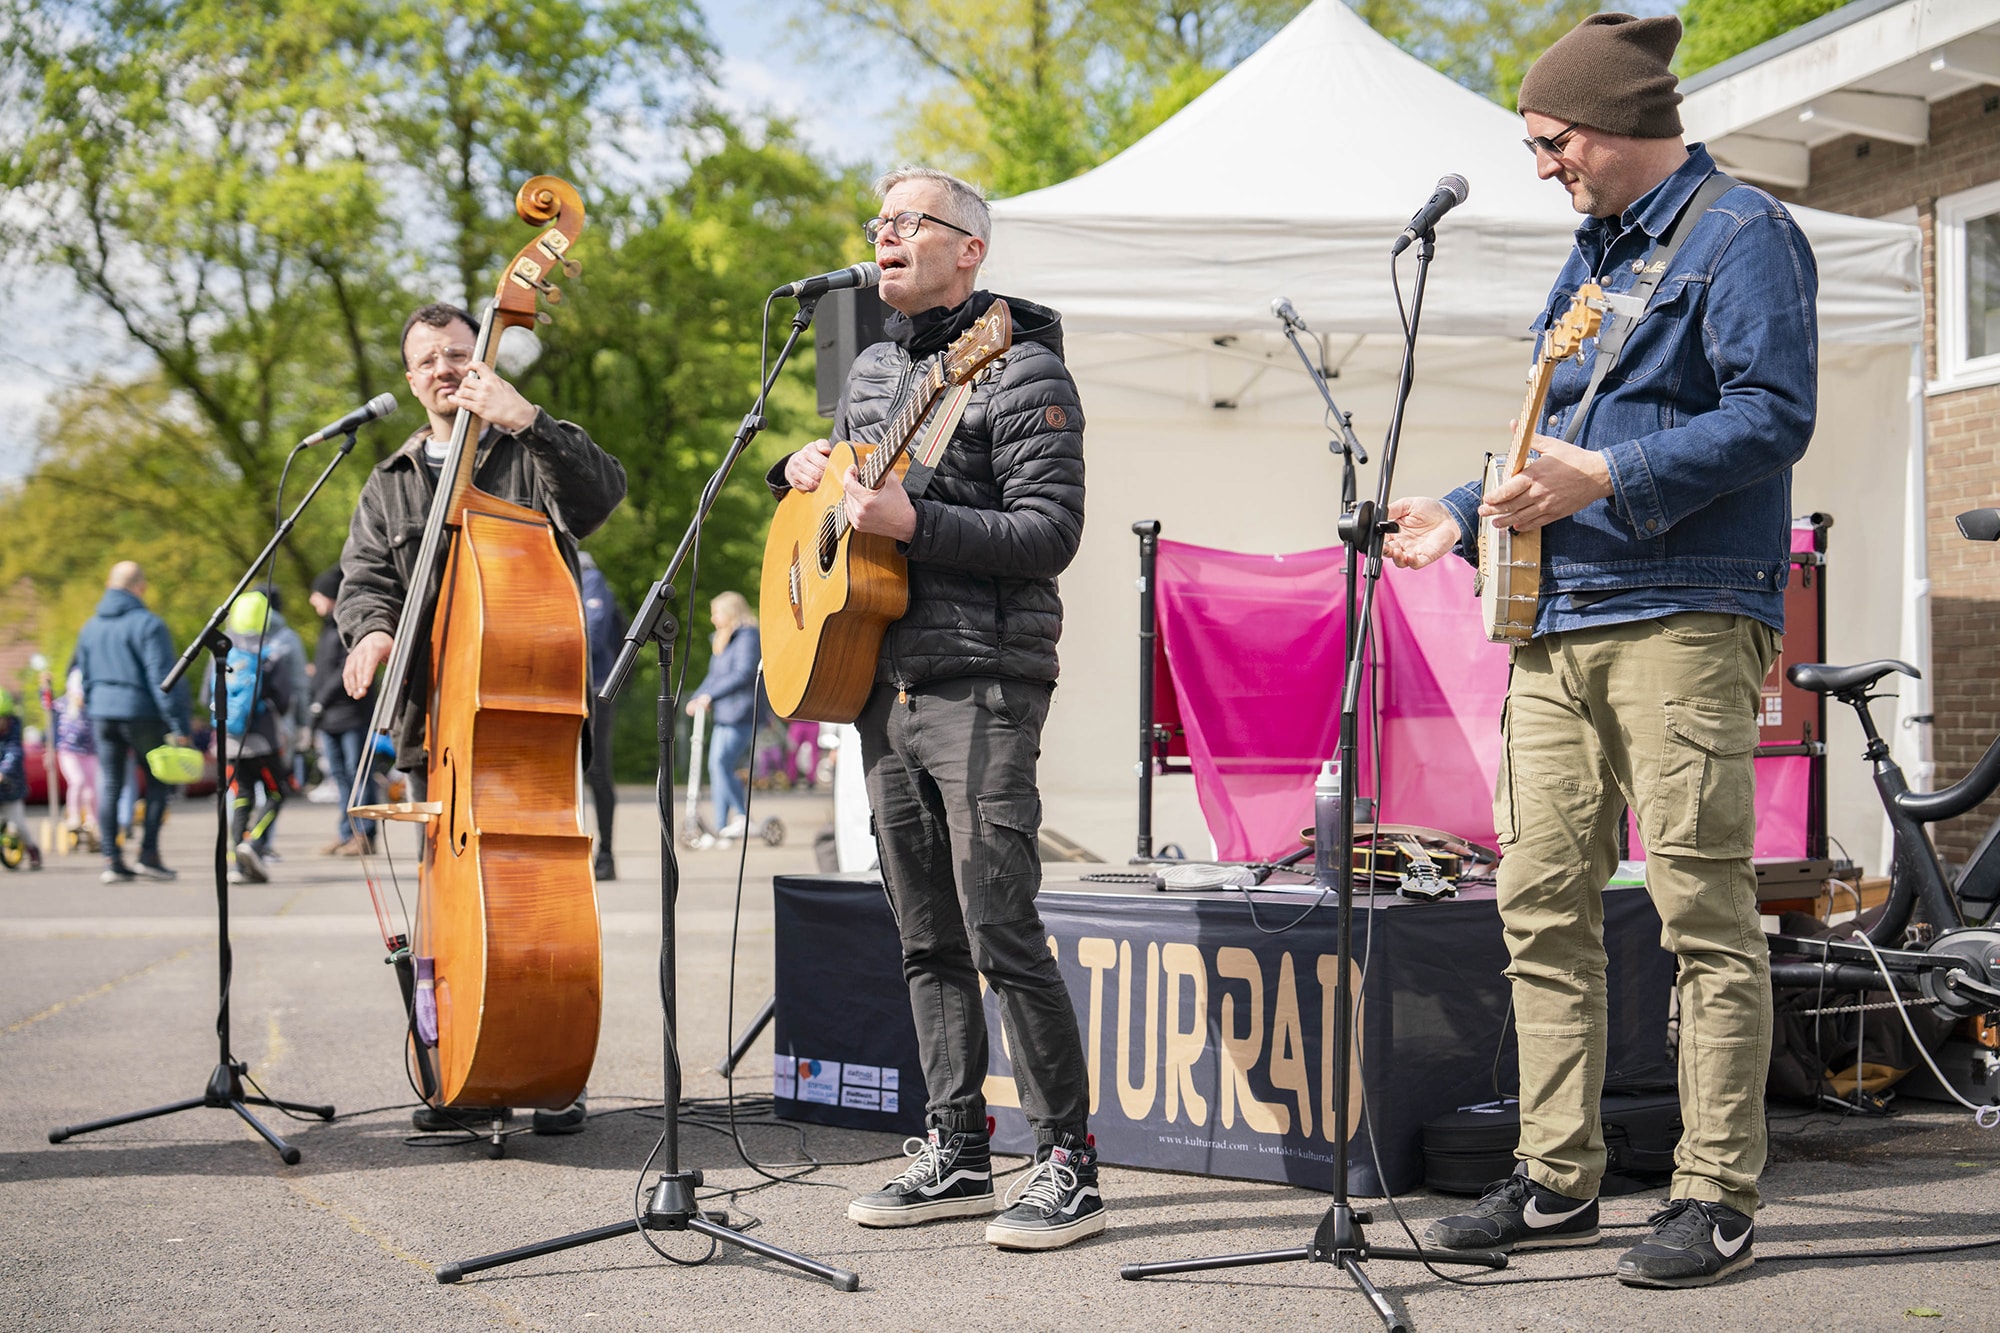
[3,783,1997,1331]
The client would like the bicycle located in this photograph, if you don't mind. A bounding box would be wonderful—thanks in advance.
[1769,506,2000,1034]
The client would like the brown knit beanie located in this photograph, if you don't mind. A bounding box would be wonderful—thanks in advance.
[1518,13,1683,139]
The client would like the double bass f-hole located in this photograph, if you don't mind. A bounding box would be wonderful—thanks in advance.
[441,749,466,856]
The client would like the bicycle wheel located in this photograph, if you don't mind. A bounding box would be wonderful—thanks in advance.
[0,825,23,871]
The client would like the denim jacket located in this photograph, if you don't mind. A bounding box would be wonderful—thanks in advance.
[1442,145,1818,627]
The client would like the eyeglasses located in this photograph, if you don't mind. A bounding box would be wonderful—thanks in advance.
[1523,121,1583,159]
[863,210,975,244]
[412,345,476,376]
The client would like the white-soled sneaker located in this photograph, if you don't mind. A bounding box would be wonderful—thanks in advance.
[1424,1164,1598,1253]
[847,1127,994,1227]
[1617,1198,1754,1288]
[986,1136,1105,1250]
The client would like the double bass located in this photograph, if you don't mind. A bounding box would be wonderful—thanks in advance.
[351,176,600,1115]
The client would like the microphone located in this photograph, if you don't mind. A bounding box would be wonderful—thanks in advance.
[1271,297,1308,331]
[771,261,882,300]
[1389,174,1470,256]
[302,393,398,445]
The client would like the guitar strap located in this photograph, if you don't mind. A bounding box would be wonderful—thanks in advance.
[898,379,977,501]
[1562,170,1736,446]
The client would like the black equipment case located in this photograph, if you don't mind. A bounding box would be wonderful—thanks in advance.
[1421,1090,1682,1195]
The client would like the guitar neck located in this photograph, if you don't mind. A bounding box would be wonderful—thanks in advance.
[1502,351,1563,478]
[855,357,950,492]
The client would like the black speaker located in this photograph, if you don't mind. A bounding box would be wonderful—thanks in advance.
[814,286,892,420]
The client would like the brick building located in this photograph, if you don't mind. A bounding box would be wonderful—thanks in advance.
[1684,0,2000,863]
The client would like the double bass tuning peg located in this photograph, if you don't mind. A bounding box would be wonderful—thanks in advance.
[561,258,582,279]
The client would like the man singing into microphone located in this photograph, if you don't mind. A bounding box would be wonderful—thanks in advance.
[1385,14,1815,1288]
[335,301,626,1137]
[771,167,1100,1250]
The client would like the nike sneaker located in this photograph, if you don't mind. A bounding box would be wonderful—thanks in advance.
[1616,1197,1753,1287]
[848,1126,994,1227]
[1424,1164,1599,1252]
[985,1135,1105,1250]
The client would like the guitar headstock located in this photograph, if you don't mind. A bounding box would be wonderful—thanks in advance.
[1545,281,1605,361]
[944,299,1013,386]
[494,176,586,333]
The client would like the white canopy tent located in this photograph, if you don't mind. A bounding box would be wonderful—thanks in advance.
[981,0,1926,870]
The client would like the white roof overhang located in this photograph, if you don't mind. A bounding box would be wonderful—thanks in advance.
[1680,0,2000,190]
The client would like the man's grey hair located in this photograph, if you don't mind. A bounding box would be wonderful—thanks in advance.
[874,166,990,245]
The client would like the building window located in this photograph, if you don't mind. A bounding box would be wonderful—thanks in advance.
[1937,180,2000,391]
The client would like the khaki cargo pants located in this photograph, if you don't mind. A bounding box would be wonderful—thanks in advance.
[1496,611,1779,1217]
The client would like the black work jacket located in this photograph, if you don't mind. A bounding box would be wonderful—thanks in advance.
[335,409,626,768]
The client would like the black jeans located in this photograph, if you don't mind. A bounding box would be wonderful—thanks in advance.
[586,699,616,848]
[858,676,1087,1145]
[94,717,168,868]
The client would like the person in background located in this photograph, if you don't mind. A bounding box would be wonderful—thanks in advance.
[308,567,375,855]
[579,552,627,880]
[684,590,760,845]
[0,689,45,870]
[260,585,313,853]
[217,591,295,884]
[71,560,190,883]
[54,671,100,849]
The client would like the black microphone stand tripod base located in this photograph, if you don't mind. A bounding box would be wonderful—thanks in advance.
[48,430,362,1163]
[435,297,858,1292]
[1119,235,1505,1332]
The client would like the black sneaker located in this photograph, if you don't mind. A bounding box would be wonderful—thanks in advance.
[593,851,616,882]
[1424,1165,1599,1252]
[411,1104,512,1133]
[847,1127,994,1227]
[986,1135,1105,1250]
[135,860,177,882]
[532,1091,588,1135]
[1617,1198,1754,1288]
[101,864,137,884]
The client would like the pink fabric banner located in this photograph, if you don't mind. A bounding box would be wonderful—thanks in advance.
[1154,538,1810,862]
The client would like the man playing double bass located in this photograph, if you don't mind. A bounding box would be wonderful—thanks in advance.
[337,301,626,1137]
[1385,14,1816,1289]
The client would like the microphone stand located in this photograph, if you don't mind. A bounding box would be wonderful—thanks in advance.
[435,294,858,1291]
[1119,233,1506,1331]
[47,429,360,1162]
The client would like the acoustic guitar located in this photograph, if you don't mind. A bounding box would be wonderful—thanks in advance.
[760,300,1012,723]
[1478,284,1605,643]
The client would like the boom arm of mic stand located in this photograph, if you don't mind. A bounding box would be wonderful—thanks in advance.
[600,295,820,703]
[1278,323,1367,465]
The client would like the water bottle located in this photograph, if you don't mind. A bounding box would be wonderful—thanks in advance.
[1314,758,1342,886]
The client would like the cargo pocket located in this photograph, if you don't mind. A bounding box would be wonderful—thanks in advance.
[1648,697,1758,858]
[976,790,1043,915]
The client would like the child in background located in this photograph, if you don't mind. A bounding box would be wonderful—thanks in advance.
[0,689,45,870]
[215,592,295,884]
[54,672,99,849]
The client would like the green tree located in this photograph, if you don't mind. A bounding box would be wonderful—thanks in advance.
[0,0,713,610]
[1677,0,1848,77]
[798,0,1302,194]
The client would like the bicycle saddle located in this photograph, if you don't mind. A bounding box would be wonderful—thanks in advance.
[1786,659,1919,695]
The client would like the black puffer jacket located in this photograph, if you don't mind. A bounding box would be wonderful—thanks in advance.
[772,291,1085,689]
[336,409,626,767]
